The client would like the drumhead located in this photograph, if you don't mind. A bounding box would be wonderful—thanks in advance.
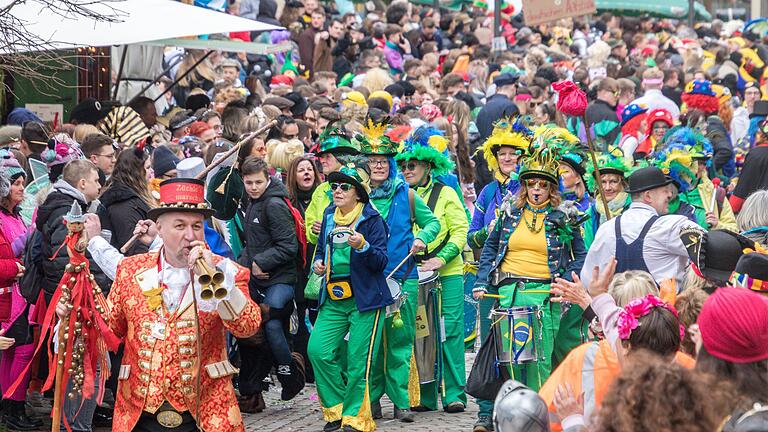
[386,278,402,298]
[331,227,353,244]
[417,269,437,284]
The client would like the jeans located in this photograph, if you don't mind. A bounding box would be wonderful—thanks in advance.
[262,283,294,366]
[61,366,100,432]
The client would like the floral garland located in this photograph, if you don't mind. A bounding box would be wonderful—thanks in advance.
[617,294,685,341]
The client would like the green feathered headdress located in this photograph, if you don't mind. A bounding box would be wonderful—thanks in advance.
[476,117,532,172]
[518,139,562,184]
[357,115,398,156]
[652,140,697,193]
[585,147,632,192]
[394,126,455,176]
[317,123,360,155]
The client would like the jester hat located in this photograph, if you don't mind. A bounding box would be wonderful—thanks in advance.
[476,117,533,172]
[357,115,398,156]
[394,126,455,177]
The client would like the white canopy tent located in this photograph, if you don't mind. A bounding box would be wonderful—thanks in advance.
[3,0,288,107]
[2,0,282,53]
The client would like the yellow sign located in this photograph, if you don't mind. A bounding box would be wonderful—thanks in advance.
[415,305,430,339]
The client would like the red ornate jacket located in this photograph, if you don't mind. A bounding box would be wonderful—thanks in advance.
[106,252,261,431]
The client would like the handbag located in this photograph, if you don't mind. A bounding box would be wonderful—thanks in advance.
[465,325,509,400]
[303,272,323,301]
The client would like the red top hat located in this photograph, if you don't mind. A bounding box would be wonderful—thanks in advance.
[148,178,215,220]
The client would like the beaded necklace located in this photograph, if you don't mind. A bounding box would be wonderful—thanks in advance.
[522,201,550,234]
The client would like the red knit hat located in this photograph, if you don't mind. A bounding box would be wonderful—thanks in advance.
[697,287,768,363]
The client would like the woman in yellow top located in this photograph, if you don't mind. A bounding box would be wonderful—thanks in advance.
[394,126,469,414]
[471,139,586,429]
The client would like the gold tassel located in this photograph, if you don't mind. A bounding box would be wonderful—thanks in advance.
[215,164,236,195]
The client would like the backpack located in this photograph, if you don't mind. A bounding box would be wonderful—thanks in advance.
[280,197,308,269]
[19,228,44,305]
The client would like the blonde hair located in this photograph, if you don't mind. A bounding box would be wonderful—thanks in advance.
[608,271,659,307]
[737,190,768,243]
[361,68,394,93]
[515,181,561,209]
[73,124,100,144]
[178,50,217,88]
[266,138,305,172]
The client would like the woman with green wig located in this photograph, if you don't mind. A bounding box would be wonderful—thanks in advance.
[394,125,469,415]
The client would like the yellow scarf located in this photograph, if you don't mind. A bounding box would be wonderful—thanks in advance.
[494,170,510,185]
[334,202,364,226]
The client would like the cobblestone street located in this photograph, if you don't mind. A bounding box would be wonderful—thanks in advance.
[244,352,478,432]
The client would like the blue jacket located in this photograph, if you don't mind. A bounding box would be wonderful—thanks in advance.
[468,179,520,248]
[316,202,392,312]
[474,206,586,292]
[383,181,418,281]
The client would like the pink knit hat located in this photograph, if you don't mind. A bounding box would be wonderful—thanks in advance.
[697,287,768,363]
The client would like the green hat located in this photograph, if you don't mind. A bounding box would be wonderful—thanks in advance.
[280,50,300,76]
[518,143,561,184]
[357,116,398,156]
[394,126,455,177]
[327,161,372,203]
[317,124,360,156]
[585,147,632,192]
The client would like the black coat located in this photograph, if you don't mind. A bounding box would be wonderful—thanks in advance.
[476,94,519,141]
[585,99,621,150]
[36,183,112,302]
[240,179,299,292]
[98,183,150,256]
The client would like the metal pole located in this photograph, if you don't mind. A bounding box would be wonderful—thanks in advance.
[494,0,501,39]
[433,0,439,16]
[151,51,214,103]
[112,46,128,101]
[125,54,186,106]
[688,0,694,29]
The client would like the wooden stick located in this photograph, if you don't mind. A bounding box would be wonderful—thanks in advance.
[482,293,508,299]
[581,114,612,220]
[120,233,141,254]
[194,120,277,181]
[51,294,70,432]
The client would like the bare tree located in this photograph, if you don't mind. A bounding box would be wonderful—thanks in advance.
[0,0,122,96]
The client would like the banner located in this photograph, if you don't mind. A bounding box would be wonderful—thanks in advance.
[522,0,596,26]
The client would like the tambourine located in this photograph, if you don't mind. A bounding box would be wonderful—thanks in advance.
[330,227,354,244]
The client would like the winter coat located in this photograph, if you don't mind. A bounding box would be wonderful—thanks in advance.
[585,99,621,150]
[706,115,736,178]
[316,202,391,312]
[240,179,298,291]
[36,180,111,302]
[99,183,150,256]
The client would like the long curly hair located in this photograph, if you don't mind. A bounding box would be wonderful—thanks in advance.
[594,351,722,432]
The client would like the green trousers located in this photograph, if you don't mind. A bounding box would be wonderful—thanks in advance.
[552,304,588,369]
[308,297,384,432]
[369,279,417,410]
[417,274,467,410]
[476,281,559,417]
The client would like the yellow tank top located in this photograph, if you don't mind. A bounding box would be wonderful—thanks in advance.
[500,203,551,278]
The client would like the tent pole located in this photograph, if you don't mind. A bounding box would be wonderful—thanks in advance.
[688,0,694,28]
[151,50,214,103]
[125,54,186,106]
[112,46,128,101]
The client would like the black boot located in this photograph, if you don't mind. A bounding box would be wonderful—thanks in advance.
[4,399,38,431]
[277,354,306,401]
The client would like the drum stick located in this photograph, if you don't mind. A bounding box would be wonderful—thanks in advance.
[386,251,415,280]
[709,178,721,213]
[482,293,507,299]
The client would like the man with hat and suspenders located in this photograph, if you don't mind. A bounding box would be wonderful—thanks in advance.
[70,178,262,431]
[581,166,702,300]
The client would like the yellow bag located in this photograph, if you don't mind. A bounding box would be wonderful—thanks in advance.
[327,279,353,301]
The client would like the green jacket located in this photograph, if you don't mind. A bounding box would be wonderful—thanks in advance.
[305,181,332,245]
[414,179,469,276]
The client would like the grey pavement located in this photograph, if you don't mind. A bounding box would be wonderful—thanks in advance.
[244,352,479,432]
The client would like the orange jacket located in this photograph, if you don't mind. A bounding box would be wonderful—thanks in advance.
[106,252,261,432]
[539,340,695,431]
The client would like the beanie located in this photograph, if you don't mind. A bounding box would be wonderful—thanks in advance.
[697,287,768,363]
[152,145,180,178]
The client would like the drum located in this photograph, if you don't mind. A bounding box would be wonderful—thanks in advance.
[491,306,540,365]
[463,262,479,345]
[330,227,354,244]
[385,278,407,317]
[413,269,440,384]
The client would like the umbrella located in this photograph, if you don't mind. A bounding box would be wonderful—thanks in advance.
[3,0,281,54]
[745,18,768,38]
[595,0,712,22]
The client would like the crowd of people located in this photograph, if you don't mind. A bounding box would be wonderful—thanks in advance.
[0,1,767,432]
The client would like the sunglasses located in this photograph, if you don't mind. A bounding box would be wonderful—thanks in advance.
[330,182,354,192]
[525,179,550,189]
[399,161,422,171]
